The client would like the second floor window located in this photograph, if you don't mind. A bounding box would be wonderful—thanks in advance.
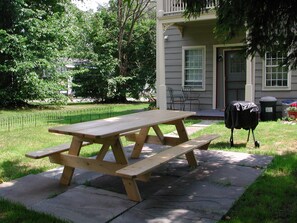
[183,46,205,90]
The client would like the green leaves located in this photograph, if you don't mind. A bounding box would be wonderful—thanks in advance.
[183,0,297,68]
[0,0,156,106]
[72,1,156,102]
[0,0,70,107]
[183,0,216,18]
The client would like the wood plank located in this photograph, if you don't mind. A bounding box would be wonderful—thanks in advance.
[116,134,219,178]
[131,127,150,159]
[119,134,219,202]
[185,151,198,168]
[135,173,151,182]
[111,137,128,164]
[49,154,126,175]
[154,136,183,146]
[125,134,183,146]
[96,143,111,161]
[60,137,83,185]
[152,125,165,144]
[121,178,142,202]
[25,142,92,159]
[119,129,140,137]
[48,110,195,139]
[174,119,189,142]
[117,144,197,178]
[190,134,220,141]
[174,119,198,167]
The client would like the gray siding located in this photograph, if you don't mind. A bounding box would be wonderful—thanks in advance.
[164,19,297,113]
[164,20,243,110]
[165,21,216,110]
[254,55,297,116]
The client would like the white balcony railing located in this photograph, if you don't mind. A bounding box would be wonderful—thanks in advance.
[163,0,216,15]
[164,0,185,14]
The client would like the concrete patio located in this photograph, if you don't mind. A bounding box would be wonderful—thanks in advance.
[0,121,273,223]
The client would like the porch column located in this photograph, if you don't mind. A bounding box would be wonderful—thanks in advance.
[156,19,167,110]
[245,56,254,102]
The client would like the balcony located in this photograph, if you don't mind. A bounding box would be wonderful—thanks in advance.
[160,0,216,16]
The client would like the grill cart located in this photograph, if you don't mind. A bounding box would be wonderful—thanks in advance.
[225,101,260,148]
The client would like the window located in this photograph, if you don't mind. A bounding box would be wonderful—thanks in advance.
[264,52,290,90]
[183,46,205,90]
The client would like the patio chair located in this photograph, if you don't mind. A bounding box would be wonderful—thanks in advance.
[181,86,200,111]
[167,87,185,110]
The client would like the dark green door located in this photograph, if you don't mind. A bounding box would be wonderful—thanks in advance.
[225,50,246,106]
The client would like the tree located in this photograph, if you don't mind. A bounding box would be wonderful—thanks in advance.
[0,0,72,107]
[70,8,117,101]
[109,0,156,102]
[72,0,156,102]
[182,0,297,68]
[124,18,156,99]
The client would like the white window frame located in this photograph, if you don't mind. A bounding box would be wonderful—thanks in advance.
[182,46,206,91]
[262,52,291,91]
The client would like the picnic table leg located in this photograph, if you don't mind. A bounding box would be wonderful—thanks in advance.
[121,178,142,202]
[60,136,83,185]
[131,127,150,159]
[174,119,198,168]
[152,125,165,144]
[96,143,111,161]
[111,136,128,164]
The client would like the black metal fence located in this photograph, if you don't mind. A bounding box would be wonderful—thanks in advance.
[0,107,113,132]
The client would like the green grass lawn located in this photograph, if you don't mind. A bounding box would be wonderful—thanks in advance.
[0,103,149,181]
[0,102,148,118]
[0,104,297,222]
[191,121,297,223]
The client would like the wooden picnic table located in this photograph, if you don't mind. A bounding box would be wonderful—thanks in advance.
[26,109,220,201]
[47,110,195,187]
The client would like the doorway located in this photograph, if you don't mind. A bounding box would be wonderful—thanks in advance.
[224,50,246,106]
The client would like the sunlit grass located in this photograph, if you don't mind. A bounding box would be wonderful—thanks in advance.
[0,107,296,222]
[0,102,148,116]
[191,120,297,223]
[0,198,68,223]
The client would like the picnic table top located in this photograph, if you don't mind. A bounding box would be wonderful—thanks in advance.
[48,110,195,139]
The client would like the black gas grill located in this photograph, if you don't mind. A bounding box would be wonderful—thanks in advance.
[225,101,260,147]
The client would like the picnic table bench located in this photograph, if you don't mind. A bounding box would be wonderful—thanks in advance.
[25,142,92,159]
[25,110,219,202]
[116,134,219,201]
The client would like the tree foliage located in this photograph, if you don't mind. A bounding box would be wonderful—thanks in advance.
[0,0,72,107]
[71,8,117,101]
[183,0,297,68]
[72,0,156,102]
[114,0,155,101]
[0,0,156,107]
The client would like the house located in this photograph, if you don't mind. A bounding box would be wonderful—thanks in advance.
[156,0,297,117]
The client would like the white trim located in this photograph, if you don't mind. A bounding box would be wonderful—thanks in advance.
[262,53,292,91]
[156,20,167,110]
[212,45,217,109]
[156,0,164,18]
[212,43,245,109]
[245,56,255,101]
[182,46,206,91]
[158,12,216,24]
